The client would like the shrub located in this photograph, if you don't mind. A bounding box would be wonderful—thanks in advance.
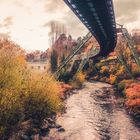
[132,66,140,77]
[126,99,140,107]
[0,39,63,138]
[125,82,140,114]
[71,72,86,88]
[75,72,85,83]
[109,65,117,74]
[0,89,24,138]
[58,70,72,83]
[100,66,109,74]
[109,74,117,84]
[95,62,104,69]
[23,73,63,123]
[125,82,140,98]
[0,39,26,138]
[115,66,125,77]
[117,81,125,91]
[117,80,134,91]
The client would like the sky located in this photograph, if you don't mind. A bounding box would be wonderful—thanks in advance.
[0,0,140,51]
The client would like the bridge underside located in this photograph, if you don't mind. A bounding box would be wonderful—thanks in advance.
[64,0,117,56]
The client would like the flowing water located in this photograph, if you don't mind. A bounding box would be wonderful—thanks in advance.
[49,81,140,140]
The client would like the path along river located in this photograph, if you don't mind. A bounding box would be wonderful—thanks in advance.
[49,81,140,140]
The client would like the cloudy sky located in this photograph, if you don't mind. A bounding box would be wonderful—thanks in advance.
[0,0,140,51]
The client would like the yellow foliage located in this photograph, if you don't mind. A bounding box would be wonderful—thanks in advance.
[75,72,85,83]
[109,74,117,84]
[96,62,104,69]
[115,66,125,76]
[0,39,26,89]
[100,66,109,74]
[109,65,116,73]
[0,39,63,137]
[72,72,86,88]
[131,64,140,77]
[23,73,63,120]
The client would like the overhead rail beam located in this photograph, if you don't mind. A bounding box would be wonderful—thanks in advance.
[64,0,117,56]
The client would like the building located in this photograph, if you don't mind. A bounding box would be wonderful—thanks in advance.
[26,62,50,73]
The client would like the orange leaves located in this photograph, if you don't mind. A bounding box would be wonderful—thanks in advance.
[59,83,72,99]
[115,66,125,76]
[100,66,109,74]
[16,55,26,66]
[125,82,140,108]
[109,74,117,84]
[131,63,140,77]
[125,83,140,98]
[60,83,72,91]
[126,99,140,107]
[0,38,26,67]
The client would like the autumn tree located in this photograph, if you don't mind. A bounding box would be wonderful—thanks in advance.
[0,39,26,88]
[0,38,63,139]
[0,38,27,138]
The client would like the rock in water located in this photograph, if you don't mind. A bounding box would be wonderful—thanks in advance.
[57,127,65,132]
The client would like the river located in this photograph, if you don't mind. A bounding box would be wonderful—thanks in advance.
[49,81,140,140]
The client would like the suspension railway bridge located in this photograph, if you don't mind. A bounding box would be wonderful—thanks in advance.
[54,0,140,78]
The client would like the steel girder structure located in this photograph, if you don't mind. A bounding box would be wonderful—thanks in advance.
[64,0,117,56]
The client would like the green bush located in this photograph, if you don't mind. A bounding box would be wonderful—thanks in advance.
[117,81,125,91]
[117,80,134,91]
[58,70,72,83]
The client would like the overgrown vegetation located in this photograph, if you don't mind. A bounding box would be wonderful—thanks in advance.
[0,39,63,139]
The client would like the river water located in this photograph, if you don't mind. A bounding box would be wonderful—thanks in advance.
[49,81,140,140]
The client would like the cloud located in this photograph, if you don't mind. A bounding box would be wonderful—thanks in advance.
[114,0,140,25]
[43,0,88,38]
[44,0,67,13]
[0,32,10,39]
[3,16,13,27]
[0,16,13,28]
[60,10,88,38]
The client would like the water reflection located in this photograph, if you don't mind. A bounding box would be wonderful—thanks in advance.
[50,82,140,140]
